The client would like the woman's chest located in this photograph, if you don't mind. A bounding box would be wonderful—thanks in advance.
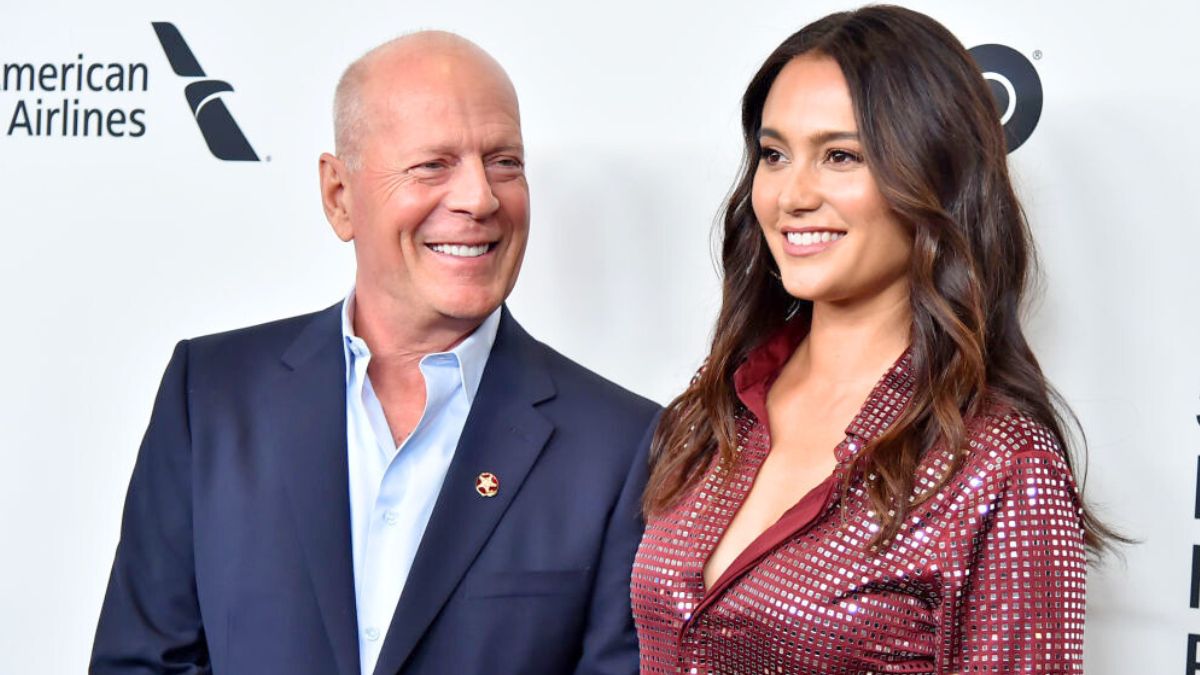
[633,463,948,674]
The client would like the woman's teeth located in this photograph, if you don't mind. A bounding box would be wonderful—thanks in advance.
[430,243,490,257]
[785,231,845,246]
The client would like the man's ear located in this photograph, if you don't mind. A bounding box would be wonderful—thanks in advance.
[319,153,354,241]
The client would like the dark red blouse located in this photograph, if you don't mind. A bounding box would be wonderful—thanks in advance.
[632,325,1087,673]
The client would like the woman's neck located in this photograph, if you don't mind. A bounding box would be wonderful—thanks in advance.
[793,284,911,386]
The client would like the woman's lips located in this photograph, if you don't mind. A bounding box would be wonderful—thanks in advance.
[782,230,845,256]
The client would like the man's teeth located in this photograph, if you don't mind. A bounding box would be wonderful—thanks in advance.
[430,243,490,258]
[785,231,845,246]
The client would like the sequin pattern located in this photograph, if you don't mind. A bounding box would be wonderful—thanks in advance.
[632,353,1087,673]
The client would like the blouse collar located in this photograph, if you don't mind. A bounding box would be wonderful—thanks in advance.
[731,318,917,463]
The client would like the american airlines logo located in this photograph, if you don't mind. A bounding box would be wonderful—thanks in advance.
[151,22,259,161]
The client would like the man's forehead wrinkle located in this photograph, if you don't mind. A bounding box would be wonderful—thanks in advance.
[332,30,521,169]
[362,56,517,114]
[335,30,522,171]
[365,86,519,141]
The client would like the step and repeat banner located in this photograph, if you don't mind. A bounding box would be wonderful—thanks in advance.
[1,0,1195,672]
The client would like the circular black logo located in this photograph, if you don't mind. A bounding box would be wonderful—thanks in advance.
[968,44,1042,153]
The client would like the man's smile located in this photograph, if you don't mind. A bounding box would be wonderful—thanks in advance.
[426,241,498,258]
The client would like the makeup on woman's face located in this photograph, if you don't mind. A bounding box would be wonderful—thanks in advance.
[751,54,913,309]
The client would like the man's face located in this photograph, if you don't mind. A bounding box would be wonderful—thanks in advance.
[337,54,529,326]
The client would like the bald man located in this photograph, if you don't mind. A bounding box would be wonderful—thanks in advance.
[91,33,658,675]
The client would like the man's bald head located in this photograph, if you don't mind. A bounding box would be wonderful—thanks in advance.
[332,31,519,170]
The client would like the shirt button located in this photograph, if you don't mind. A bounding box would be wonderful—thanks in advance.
[383,510,398,525]
[365,627,380,641]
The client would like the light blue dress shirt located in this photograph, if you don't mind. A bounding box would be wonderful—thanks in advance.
[340,290,501,675]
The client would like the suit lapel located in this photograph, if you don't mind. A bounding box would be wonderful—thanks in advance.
[372,308,556,675]
[277,303,361,675]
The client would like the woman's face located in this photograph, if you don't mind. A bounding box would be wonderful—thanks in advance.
[752,54,913,310]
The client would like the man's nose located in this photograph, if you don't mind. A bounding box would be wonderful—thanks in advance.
[778,166,822,214]
[445,158,500,219]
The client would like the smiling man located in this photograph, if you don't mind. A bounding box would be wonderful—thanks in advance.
[91,32,658,675]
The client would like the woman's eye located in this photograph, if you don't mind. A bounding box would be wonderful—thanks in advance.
[761,148,785,166]
[826,149,863,165]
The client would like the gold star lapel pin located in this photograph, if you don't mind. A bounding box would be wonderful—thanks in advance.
[475,472,499,498]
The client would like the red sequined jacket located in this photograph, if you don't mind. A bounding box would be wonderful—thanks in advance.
[632,326,1087,673]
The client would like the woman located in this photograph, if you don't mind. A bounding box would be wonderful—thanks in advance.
[633,6,1118,673]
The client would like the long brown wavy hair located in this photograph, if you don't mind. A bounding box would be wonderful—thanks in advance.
[644,5,1122,556]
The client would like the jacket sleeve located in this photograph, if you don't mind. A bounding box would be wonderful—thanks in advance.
[934,432,1087,672]
[573,411,659,675]
[91,341,211,674]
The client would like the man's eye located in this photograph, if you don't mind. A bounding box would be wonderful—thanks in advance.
[413,161,448,172]
[826,149,863,165]
[491,157,524,169]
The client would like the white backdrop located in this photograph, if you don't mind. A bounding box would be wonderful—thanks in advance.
[1,1,1196,672]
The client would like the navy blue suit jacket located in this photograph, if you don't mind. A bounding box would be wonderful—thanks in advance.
[91,303,660,675]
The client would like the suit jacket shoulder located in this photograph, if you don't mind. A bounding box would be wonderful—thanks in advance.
[532,338,658,423]
[183,303,340,382]
[496,314,660,468]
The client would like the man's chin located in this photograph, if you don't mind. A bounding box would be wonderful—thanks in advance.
[434,294,507,324]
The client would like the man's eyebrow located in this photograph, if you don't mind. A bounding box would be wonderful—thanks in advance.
[408,143,525,156]
[758,127,860,145]
[486,144,525,155]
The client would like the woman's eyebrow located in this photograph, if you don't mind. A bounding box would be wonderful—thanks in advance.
[758,127,860,144]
